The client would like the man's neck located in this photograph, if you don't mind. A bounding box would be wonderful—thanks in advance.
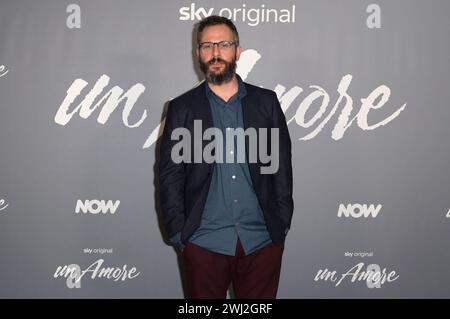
[207,74,239,102]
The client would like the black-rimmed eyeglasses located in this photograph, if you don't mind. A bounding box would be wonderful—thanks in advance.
[198,40,239,52]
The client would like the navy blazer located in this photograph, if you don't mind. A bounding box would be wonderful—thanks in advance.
[159,80,293,245]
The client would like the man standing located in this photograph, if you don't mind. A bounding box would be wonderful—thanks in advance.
[159,16,293,299]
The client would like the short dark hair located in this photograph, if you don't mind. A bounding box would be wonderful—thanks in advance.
[196,15,239,45]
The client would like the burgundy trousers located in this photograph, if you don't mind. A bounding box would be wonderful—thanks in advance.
[182,238,285,299]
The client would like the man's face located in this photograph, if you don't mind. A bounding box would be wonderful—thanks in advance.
[197,24,242,85]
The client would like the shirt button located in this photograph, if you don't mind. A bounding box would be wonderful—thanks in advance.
[234,199,238,203]
[230,150,234,154]
[235,222,240,226]
[231,175,236,179]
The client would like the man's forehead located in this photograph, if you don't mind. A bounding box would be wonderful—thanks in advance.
[200,24,234,41]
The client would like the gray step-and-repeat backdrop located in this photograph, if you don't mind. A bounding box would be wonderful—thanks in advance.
[0,0,449,298]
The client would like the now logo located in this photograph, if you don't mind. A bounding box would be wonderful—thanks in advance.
[75,199,120,215]
[338,203,382,218]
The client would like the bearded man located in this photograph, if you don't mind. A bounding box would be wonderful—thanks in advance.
[159,15,293,299]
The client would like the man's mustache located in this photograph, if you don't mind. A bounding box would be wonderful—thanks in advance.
[208,57,227,65]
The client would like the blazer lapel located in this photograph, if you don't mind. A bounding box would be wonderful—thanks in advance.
[241,84,261,183]
[193,81,214,130]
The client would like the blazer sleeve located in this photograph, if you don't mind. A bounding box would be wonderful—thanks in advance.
[159,100,186,239]
[271,92,294,232]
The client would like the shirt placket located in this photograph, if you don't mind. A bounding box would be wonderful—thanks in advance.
[223,100,241,229]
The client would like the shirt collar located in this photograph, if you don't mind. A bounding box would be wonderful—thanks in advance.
[205,73,247,104]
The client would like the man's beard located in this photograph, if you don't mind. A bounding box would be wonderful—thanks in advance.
[199,55,237,85]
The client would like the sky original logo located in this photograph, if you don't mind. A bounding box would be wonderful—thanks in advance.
[179,3,296,27]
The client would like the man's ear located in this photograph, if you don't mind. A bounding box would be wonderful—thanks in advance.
[236,46,243,61]
[196,48,200,58]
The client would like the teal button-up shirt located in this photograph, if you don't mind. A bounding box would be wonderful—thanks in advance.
[185,75,272,256]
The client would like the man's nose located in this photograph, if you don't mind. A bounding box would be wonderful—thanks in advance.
[212,43,220,56]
